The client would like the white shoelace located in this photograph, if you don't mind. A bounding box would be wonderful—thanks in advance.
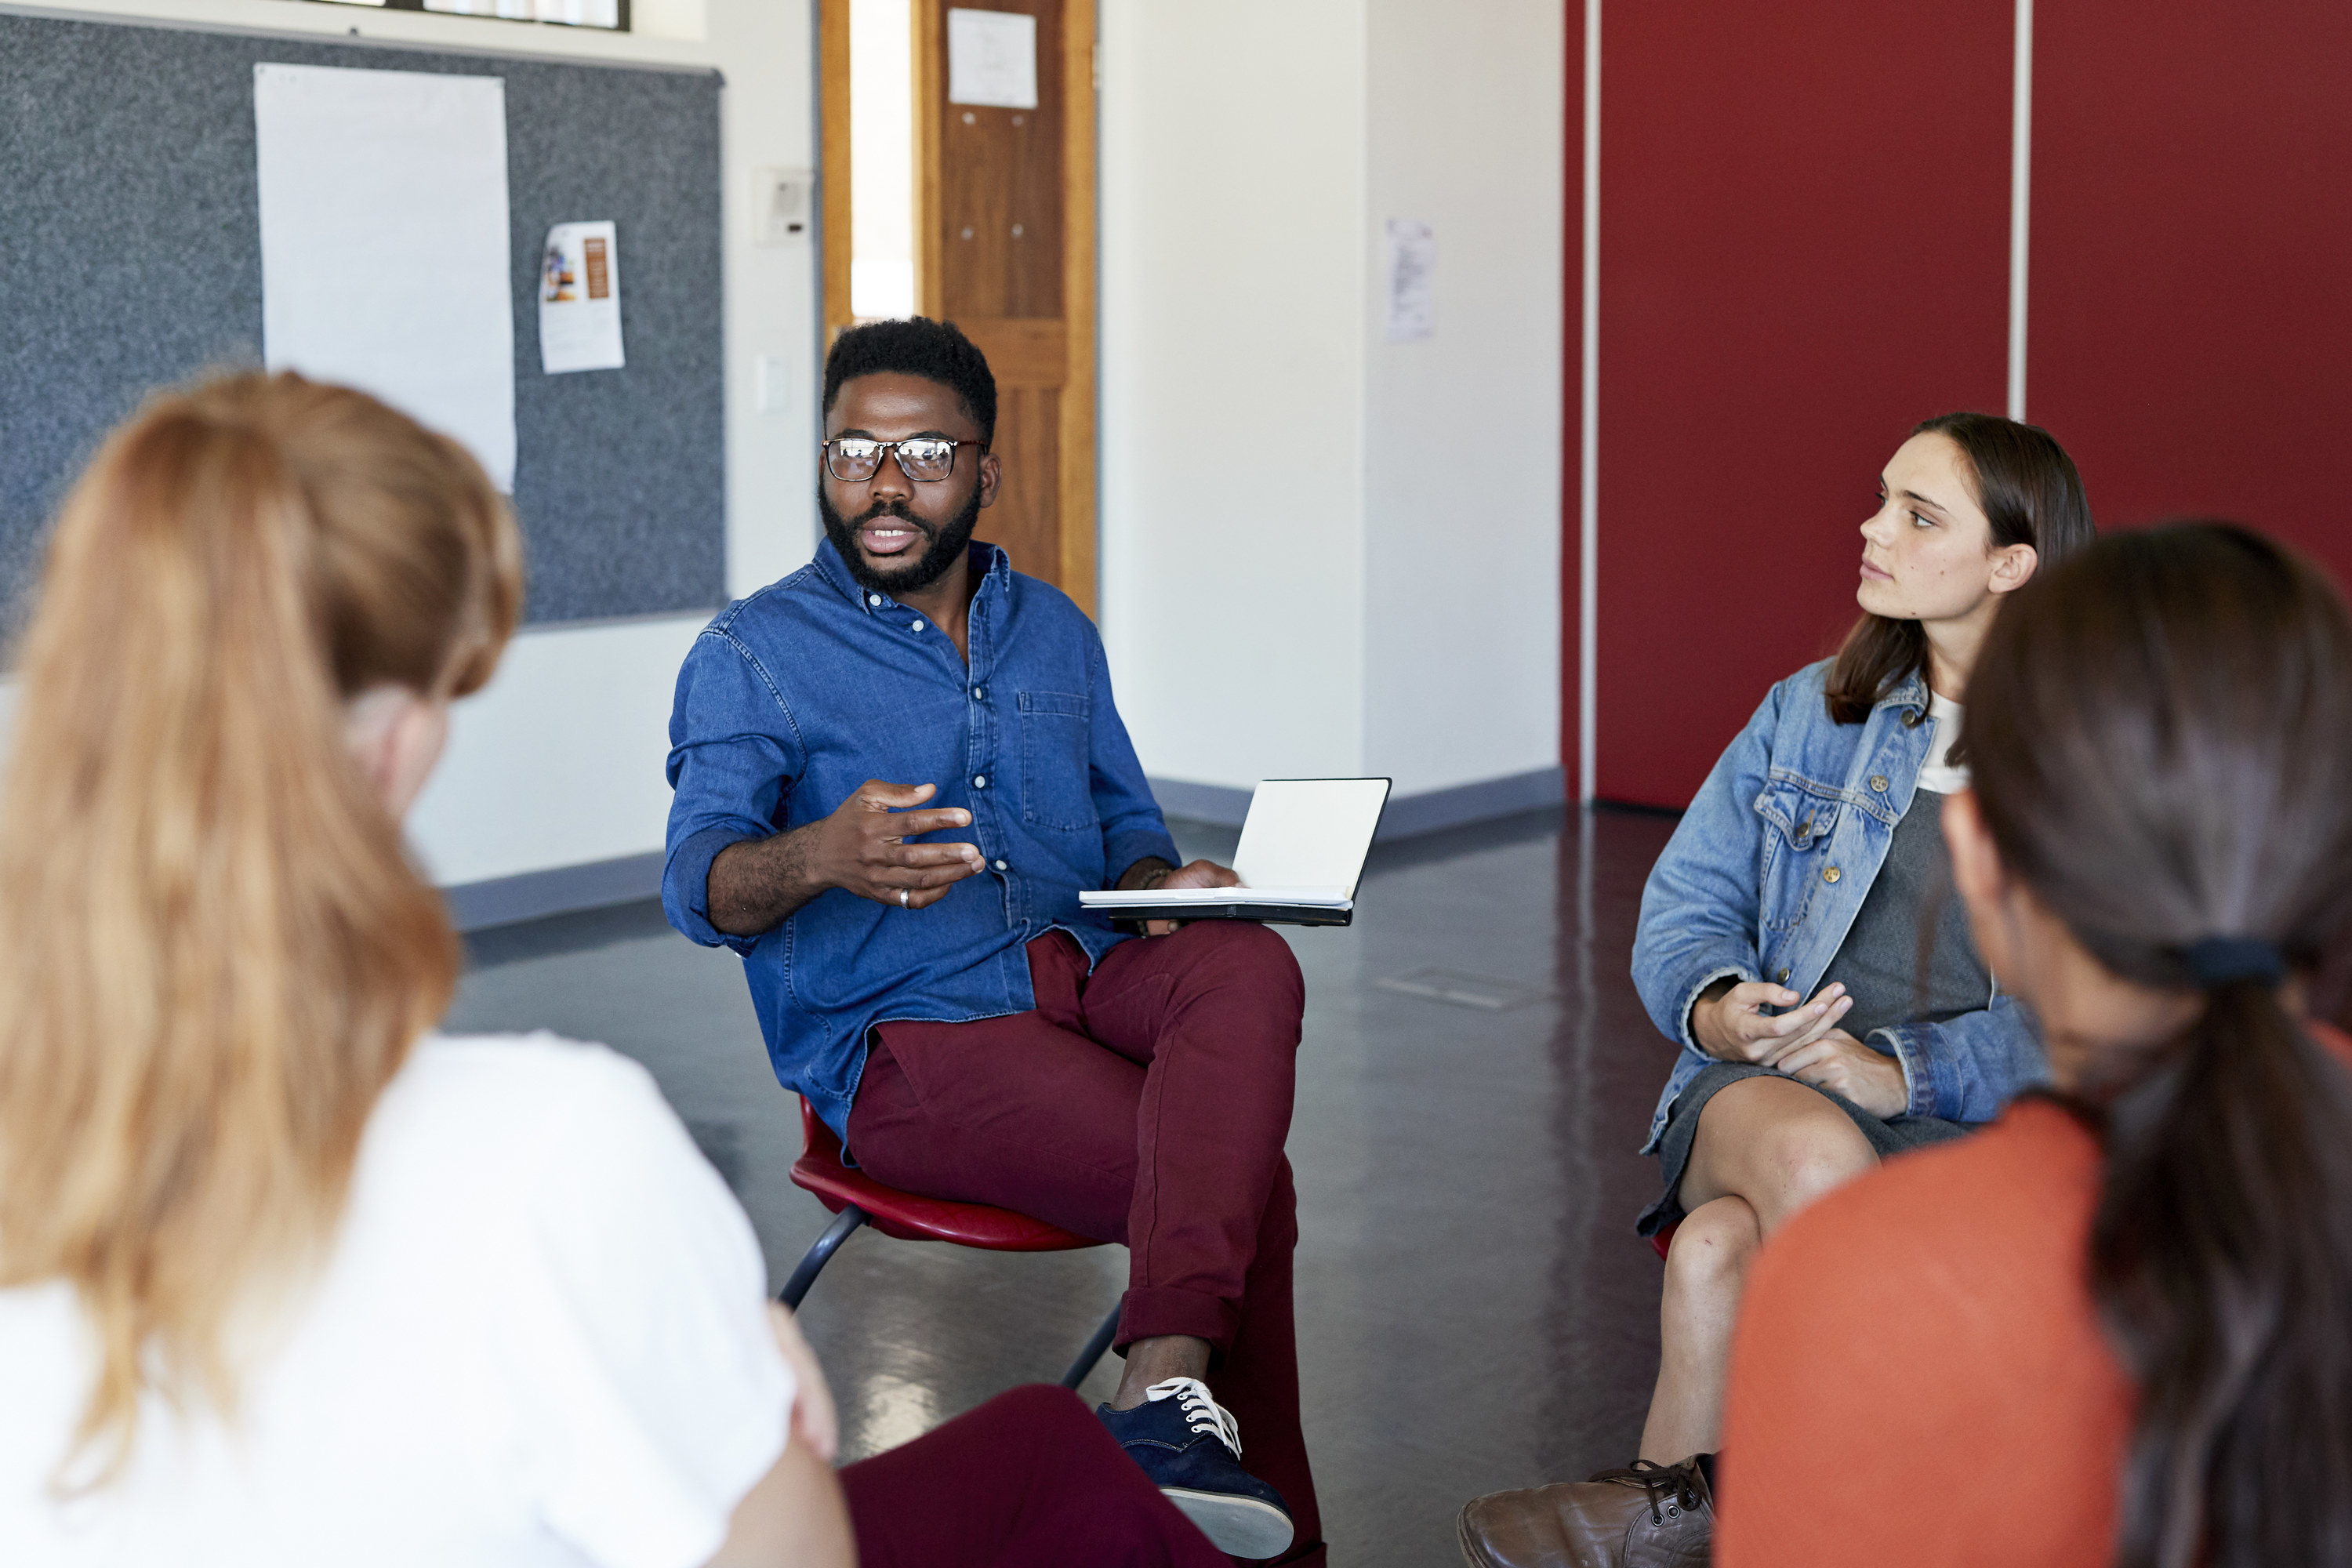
[1144,1377,1243,1457]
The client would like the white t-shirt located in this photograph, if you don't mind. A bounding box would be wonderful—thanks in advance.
[1918,690,1970,795]
[1,1033,794,1568]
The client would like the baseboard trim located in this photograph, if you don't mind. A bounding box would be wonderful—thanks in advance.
[1376,766,1568,840]
[441,849,666,934]
[1149,765,1568,844]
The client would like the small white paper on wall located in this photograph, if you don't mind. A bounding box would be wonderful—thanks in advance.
[254,63,517,490]
[947,9,1039,110]
[539,220,626,374]
[1385,219,1436,343]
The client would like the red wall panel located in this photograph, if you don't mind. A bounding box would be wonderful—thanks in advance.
[1592,2,2013,808]
[2030,2,2352,583]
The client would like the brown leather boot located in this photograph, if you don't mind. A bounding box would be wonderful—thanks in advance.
[1455,1456,1714,1568]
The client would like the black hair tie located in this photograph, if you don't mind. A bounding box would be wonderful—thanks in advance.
[2185,937,2287,988]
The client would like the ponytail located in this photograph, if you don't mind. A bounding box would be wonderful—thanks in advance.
[2089,983,2352,1568]
[0,373,521,1485]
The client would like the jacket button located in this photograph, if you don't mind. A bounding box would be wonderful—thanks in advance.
[1871,775,1889,792]
[1777,967,1791,982]
[972,775,987,789]
[1823,866,1842,884]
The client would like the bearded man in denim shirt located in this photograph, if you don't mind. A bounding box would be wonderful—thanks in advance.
[662,318,1316,1564]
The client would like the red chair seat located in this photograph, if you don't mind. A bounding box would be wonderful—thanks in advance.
[1650,1217,1681,1262]
[789,1100,1102,1252]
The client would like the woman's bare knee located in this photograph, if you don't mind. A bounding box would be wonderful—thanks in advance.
[1747,1115,1874,1230]
[1683,1075,1878,1233]
[1662,1196,1761,1302]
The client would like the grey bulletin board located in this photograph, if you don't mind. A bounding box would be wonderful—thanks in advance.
[0,10,724,625]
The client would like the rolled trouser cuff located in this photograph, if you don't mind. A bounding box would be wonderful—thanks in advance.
[1116,1285,1240,1361]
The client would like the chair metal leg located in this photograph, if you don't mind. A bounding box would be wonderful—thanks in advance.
[779,1203,868,1310]
[1059,1301,1123,1391]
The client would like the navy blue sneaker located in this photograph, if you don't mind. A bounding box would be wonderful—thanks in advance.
[1096,1377,1295,1559]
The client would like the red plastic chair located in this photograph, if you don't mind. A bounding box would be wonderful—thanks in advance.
[779,1098,1123,1389]
[1650,1217,1681,1262]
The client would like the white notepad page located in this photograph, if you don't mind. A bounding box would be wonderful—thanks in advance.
[1083,779,1390,907]
[1229,779,1389,895]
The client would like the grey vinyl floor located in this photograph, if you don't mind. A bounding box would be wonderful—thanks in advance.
[449,807,1684,1568]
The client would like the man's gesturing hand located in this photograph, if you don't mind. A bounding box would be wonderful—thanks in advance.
[703,780,986,936]
[1691,978,1854,1065]
[816,780,985,910]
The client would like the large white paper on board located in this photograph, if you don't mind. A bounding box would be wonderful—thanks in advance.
[539,220,626,374]
[255,64,517,490]
[946,9,1039,110]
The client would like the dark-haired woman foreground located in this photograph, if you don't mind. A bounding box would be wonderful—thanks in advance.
[1719,523,2352,1567]
[0,372,1221,1568]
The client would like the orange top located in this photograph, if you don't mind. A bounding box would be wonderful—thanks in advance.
[1715,1022,2352,1568]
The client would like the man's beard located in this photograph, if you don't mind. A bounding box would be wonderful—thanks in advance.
[818,483,983,597]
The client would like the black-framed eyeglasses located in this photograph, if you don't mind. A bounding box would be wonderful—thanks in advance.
[821,436,987,484]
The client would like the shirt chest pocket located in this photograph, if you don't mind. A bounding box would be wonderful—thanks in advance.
[1019,690,1097,831]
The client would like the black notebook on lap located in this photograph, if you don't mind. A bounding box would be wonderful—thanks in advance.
[1081,778,1392,928]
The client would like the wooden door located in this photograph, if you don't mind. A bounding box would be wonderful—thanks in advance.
[820,0,1098,614]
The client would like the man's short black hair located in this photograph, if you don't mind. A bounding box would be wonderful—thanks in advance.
[822,316,997,445]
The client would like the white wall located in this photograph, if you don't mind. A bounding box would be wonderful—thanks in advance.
[1363,0,1563,796]
[405,614,703,884]
[1099,0,1563,803]
[1097,0,1370,789]
[27,0,819,888]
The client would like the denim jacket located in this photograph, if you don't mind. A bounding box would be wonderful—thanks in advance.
[1631,659,2045,1152]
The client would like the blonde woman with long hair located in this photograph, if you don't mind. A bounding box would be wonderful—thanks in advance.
[0,373,1220,1568]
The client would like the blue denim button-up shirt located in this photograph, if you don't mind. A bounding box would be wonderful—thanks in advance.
[662,539,1180,1140]
[1630,659,2045,1152]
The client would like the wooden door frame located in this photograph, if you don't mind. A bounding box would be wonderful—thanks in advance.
[1054,1,1098,618]
[818,2,853,347]
[817,0,1098,615]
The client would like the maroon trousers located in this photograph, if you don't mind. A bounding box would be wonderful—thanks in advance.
[848,921,1322,1564]
[843,1384,1226,1567]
